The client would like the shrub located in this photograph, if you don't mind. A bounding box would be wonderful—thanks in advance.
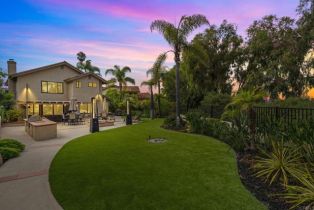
[5,109,23,122]
[0,139,25,152]
[254,141,305,187]
[0,147,20,160]
[199,92,231,118]
[186,111,248,152]
[162,114,186,130]
[283,173,314,209]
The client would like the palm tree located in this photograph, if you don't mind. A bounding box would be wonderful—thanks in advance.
[76,52,101,75]
[147,54,167,117]
[105,65,135,92]
[151,14,209,127]
[141,79,155,119]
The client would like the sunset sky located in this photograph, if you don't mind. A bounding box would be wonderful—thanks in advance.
[0,0,300,85]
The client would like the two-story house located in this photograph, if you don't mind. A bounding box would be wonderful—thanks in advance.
[7,59,108,121]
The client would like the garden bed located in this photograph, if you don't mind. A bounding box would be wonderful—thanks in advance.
[237,152,291,210]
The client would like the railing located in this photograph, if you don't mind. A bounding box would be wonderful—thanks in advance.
[252,106,314,127]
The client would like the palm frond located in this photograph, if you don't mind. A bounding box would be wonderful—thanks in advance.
[105,69,115,76]
[179,14,209,38]
[125,77,135,85]
[121,66,131,73]
[150,20,178,46]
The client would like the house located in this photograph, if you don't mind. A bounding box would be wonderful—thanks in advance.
[7,59,108,121]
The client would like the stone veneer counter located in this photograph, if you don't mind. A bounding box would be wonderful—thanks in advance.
[25,118,57,141]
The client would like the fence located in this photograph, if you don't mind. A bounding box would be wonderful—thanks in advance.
[252,106,314,127]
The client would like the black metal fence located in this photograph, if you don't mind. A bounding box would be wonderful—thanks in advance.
[252,106,314,127]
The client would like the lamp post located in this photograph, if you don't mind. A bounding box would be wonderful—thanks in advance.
[90,97,99,133]
[25,83,29,119]
[126,99,132,125]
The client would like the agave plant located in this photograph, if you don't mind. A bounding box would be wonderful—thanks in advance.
[283,172,314,209]
[254,140,305,187]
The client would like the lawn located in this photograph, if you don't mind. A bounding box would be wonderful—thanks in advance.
[49,119,266,210]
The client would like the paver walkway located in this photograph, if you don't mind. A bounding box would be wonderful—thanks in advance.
[0,119,125,210]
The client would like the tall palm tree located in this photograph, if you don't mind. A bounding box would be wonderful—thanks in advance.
[151,14,209,127]
[105,65,135,92]
[147,54,167,117]
[76,52,101,75]
[141,79,155,119]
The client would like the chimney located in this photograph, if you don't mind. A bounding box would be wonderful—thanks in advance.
[7,59,16,75]
[7,59,17,96]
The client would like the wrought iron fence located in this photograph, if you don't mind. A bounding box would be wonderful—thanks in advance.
[252,106,314,127]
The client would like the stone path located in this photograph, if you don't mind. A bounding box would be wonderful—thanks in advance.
[0,120,125,210]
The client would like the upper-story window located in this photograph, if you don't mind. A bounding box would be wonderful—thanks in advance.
[88,82,97,88]
[76,80,82,88]
[41,81,63,94]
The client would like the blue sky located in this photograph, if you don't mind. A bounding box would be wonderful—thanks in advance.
[0,0,299,84]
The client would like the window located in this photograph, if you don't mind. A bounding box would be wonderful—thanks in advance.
[27,103,40,116]
[88,82,97,88]
[76,81,81,88]
[41,81,63,94]
[79,103,92,113]
[53,104,63,115]
[43,104,53,115]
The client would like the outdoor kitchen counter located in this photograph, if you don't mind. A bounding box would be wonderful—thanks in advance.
[25,118,57,141]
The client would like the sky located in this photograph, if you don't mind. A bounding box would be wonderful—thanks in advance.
[0,0,300,88]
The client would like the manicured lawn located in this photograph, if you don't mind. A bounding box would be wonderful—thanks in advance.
[49,119,265,210]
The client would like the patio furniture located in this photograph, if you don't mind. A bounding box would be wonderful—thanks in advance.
[68,112,76,125]
[62,114,68,125]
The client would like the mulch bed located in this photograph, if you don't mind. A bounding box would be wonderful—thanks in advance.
[237,152,292,210]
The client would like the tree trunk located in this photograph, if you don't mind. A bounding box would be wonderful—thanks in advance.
[157,81,161,117]
[175,50,181,127]
[150,86,155,119]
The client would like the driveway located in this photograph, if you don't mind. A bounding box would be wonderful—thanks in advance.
[0,119,125,210]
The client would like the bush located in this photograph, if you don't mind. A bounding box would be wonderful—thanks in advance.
[200,92,231,118]
[0,147,20,160]
[5,109,23,122]
[186,111,248,152]
[0,139,25,152]
[162,114,186,130]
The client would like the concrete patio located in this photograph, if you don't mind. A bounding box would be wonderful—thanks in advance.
[0,118,126,210]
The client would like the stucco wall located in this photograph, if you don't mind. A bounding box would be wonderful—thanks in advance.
[16,65,80,102]
[69,76,102,102]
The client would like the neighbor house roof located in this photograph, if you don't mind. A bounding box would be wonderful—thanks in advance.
[64,72,107,84]
[138,92,150,100]
[10,61,83,78]
[123,86,140,93]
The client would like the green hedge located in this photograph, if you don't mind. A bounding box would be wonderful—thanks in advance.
[186,111,249,152]
[0,139,25,161]
[0,147,20,160]
[0,139,25,152]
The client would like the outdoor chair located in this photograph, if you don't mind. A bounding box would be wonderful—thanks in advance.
[62,114,68,125]
[68,112,76,125]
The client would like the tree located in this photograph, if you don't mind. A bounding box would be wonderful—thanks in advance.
[182,20,243,95]
[76,52,101,75]
[243,15,313,98]
[141,79,155,119]
[105,65,135,92]
[147,54,167,117]
[151,14,209,127]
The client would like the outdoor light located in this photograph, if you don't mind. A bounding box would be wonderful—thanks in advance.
[90,97,99,133]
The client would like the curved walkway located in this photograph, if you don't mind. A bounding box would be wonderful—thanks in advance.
[0,120,125,210]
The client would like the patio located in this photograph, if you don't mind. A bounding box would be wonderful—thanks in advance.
[0,116,126,210]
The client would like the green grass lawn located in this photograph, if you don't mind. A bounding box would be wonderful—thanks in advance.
[49,119,265,210]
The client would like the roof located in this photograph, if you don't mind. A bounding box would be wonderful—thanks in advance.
[123,86,140,93]
[64,72,107,84]
[138,92,150,100]
[10,61,83,78]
